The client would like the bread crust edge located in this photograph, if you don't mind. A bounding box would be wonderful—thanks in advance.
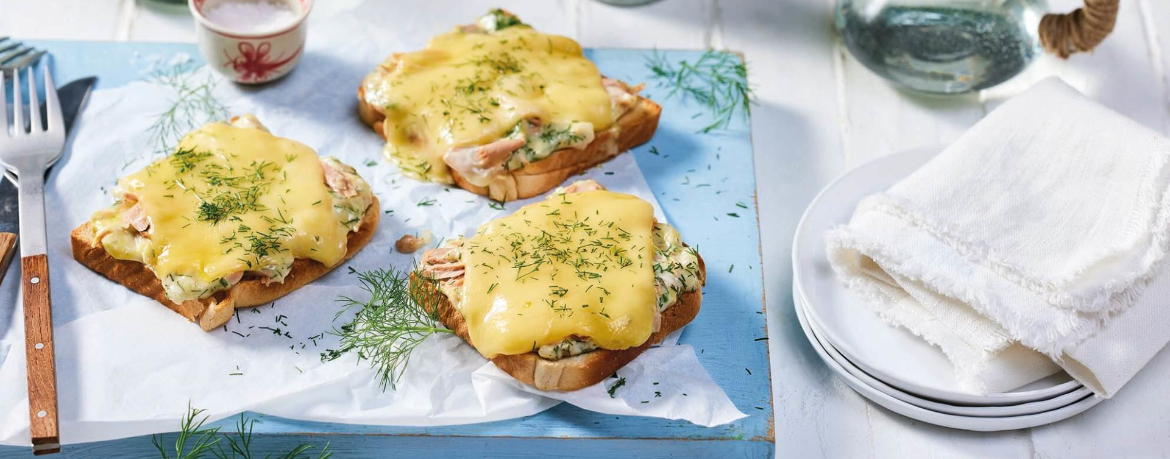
[410,253,705,391]
[70,197,381,331]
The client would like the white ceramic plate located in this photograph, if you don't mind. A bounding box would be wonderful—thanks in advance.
[793,290,1104,431]
[797,293,1093,417]
[792,145,1083,406]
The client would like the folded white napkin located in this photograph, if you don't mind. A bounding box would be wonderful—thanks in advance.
[825,78,1170,396]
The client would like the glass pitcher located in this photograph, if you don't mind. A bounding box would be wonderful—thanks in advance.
[835,0,1119,93]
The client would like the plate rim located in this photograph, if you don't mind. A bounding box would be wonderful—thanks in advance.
[797,294,1093,417]
[791,145,1084,405]
[792,284,1104,431]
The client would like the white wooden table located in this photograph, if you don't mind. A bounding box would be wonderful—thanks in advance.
[5,0,1170,457]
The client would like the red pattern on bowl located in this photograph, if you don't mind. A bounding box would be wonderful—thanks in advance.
[188,0,313,84]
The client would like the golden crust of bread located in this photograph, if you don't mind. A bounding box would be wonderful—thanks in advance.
[358,72,661,202]
[70,197,381,331]
[411,253,705,391]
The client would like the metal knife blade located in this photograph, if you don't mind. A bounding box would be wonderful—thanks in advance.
[0,76,96,235]
[43,76,97,136]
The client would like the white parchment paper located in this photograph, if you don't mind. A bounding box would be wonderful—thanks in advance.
[0,57,743,445]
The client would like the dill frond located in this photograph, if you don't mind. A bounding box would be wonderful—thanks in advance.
[153,405,331,459]
[153,403,220,459]
[322,267,453,390]
[213,414,332,459]
[146,60,230,157]
[645,50,756,133]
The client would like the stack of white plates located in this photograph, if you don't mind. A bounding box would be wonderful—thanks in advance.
[791,146,1104,431]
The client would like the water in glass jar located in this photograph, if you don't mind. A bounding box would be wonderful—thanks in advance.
[836,0,1046,93]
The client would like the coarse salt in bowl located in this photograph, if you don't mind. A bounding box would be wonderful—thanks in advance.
[189,0,313,84]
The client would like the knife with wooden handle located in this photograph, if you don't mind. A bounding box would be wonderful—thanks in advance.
[0,178,16,284]
[0,233,14,280]
[0,179,15,282]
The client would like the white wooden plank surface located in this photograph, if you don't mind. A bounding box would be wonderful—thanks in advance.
[5,0,1170,457]
[0,0,126,40]
[127,1,196,42]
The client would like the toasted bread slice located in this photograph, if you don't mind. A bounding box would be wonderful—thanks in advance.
[358,75,661,202]
[71,197,381,331]
[411,252,704,391]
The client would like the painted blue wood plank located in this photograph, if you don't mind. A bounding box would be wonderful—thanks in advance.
[0,434,773,459]
[1,41,772,456]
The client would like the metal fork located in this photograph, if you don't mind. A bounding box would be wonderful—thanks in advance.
[1,67,62,455]
[0,38,47,78]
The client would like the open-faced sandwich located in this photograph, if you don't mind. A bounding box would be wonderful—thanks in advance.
[414,180,704,391]
[72,115,380,331]
[359,9,661,202]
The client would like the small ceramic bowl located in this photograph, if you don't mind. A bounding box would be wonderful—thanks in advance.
[188,0,313,84]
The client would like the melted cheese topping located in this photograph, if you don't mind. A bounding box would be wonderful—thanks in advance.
[89,119,372,303]
[363,23,614,183]
[460,190,655,358]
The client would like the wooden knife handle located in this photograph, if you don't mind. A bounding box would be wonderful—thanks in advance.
[0,233,16,282]
[21,254,59,455]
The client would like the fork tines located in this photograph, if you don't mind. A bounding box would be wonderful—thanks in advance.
[0,37,46,78]
[2,65,62,139]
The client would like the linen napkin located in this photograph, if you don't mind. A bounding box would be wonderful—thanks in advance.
[825,78,1170,396]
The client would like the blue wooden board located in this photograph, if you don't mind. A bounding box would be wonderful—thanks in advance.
[0,41,772,458]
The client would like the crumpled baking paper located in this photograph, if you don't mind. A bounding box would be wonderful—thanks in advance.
[0,56,743,445]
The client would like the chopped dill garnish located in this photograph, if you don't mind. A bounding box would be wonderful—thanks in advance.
[489,201,506,211]
[646,50,755,133]
[322,267,453,390]
[607,377,626,398]
[481,8,526,32]
[417,197,437,207]
[468,52,524,75]
[169,148,211,173]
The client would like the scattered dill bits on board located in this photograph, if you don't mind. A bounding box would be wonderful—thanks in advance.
[322,267,453,390]
[645,50,755,133]
[607,377,627,398]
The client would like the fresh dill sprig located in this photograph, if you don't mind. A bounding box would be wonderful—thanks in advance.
[146,59,230,157]
[153,403,220,459]
[645,50,755,133]
[152,405,331,459]
[322,266,453,390]
[214,413,331,459]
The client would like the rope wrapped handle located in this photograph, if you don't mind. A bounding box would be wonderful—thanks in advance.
[1039,0,1120,58]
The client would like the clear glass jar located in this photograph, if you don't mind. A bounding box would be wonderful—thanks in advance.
[835,0,1047,93]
